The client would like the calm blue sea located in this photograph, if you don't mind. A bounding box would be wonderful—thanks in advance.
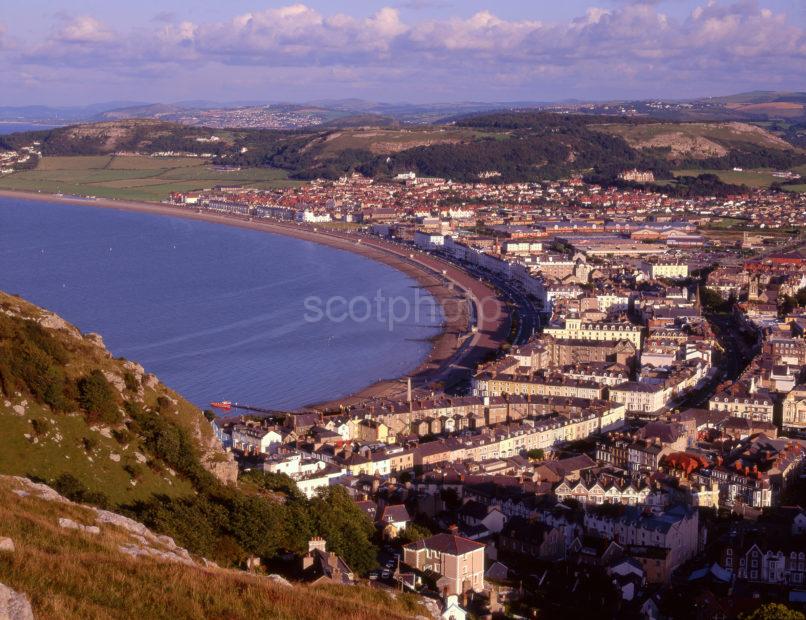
[0,197,441,409]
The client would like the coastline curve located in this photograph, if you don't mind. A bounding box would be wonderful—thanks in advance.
[0,189,512,407]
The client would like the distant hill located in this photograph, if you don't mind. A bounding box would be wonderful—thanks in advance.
[591,121,802,166]
[97,103,189,121]
[704,91,806,105]
[2,111,805,185]
[0,119,240,156]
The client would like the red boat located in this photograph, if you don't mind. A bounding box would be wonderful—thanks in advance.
[210,401,232,411]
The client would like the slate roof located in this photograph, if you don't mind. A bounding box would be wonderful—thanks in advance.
[404,533,484,555]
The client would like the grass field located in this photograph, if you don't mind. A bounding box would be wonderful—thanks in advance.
[673,168,781,188]
[0,155,302,201]
[670,167,806,192]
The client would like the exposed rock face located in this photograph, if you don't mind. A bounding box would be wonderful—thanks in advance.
[0,582,34,620]
[0,538,14,553]
[58,518,100,535]
[10,477,200,567]
[101,371,126,394]
[205,458,239,485]
[38,311,82,340]
[84,333,107,352]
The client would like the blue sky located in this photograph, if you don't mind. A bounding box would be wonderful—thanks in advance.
[1,0,804,105]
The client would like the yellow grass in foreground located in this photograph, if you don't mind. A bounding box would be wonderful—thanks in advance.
[0,477,423,620]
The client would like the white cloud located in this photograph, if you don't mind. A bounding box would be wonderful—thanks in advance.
[6,2,805,100]
[57,16,114,44]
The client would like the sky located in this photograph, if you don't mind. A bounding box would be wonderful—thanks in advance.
[0,0,804,106]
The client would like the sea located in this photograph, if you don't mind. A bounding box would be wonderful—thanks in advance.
[0,197,443,409]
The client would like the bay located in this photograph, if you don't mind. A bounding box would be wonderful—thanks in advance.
[0,197,441,409]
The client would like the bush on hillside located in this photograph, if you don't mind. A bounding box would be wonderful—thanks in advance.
[0,313,75,411]
[78,370,121,425]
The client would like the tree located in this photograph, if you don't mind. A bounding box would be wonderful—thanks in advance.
[398,522,431,545]
[241,470,304,501]
[742,603,805,620]
[78,370,121,424]
[527,448,545,461]
[308,486,378,575]
[700,286,729,313]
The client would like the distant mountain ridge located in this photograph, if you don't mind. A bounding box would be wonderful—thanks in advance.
[2,91,804,128]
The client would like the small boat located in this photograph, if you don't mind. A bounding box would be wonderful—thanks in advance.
[210,401,232,411]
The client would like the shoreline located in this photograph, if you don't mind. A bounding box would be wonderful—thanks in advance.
[0,189,510,409]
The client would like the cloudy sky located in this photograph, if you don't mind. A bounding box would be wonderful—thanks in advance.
[0,0,804,105]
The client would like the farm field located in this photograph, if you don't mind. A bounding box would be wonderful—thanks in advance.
[672,168,781,188]
[0,155,301,202]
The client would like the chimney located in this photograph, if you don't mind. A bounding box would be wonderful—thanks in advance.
[448,524,459,535]
[308,536,327,553]
[407,377,413,410]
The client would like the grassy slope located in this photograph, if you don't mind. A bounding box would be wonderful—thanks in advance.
[0,155,301,202]
[0,476,423,620]
[0,291,220,506]
[672,168,780,188]
[315,126,503,158]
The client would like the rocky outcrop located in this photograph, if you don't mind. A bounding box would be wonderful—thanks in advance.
[10,476,199,567]
[0,582,34,620]
[58,518,100,535]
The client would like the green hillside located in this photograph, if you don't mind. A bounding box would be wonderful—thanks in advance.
[0,476,424,620]
[0,291,235,506]
[0,291,391,582]
[2,112,805,187]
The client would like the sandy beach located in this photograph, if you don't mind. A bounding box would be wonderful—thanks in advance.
[0,189,511,408]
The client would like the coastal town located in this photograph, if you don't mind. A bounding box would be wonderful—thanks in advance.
[162,171,806,618]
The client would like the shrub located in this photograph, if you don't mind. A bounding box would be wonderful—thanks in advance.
[31,418,49,437]
[51,473,110,509]
[123,371,139,393]
[123,462,143,481]
[78,370,121,425]
[112,428,132,445]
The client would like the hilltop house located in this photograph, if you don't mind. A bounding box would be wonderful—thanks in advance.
[403,530,486,596]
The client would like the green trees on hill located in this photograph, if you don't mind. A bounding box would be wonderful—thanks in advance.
[78,370,121,425]
[0,313,74,412]
[129,471,380,574]
[308,486,378,575]
[1,307,382,574]
[0,312,125,424]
